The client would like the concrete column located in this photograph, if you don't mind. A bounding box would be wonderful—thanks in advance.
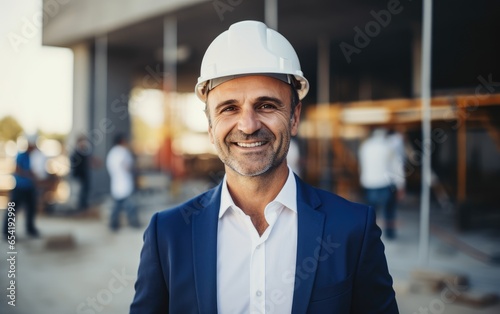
[265,0,278,30]
[317,36,330,104]
[69,43,91,144]
[94,35,108,136]
[91,36,137,197]
[412,25,422,98]
[90,35,110,198]
[162,16,179,191]
[358,75,372,100]
[163,16,177,92]
[316,36,332,190]
[418,0,433,267]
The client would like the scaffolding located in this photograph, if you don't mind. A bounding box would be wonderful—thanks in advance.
[301,93,500,213]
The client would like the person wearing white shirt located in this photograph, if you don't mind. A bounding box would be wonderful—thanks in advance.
[286,138,301,177]
[106,133,140,231]
[358,127,405,239]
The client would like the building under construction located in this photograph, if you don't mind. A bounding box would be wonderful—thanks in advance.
[42,0,500,230]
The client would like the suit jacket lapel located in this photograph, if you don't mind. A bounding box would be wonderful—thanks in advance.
[292,176,325,314]
[190,178,325,313]
[192,184,221,313]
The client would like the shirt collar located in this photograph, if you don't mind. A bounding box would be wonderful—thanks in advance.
[219,166,297,219]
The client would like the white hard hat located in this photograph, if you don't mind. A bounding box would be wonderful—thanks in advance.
[195,20,309,102]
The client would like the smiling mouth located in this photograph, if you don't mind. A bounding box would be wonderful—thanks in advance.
[236,141,266,148]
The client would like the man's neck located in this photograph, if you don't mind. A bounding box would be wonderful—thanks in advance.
[225,163,289,216]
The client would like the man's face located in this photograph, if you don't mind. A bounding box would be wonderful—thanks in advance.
[206,75,301,177]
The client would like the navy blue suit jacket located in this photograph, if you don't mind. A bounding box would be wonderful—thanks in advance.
[130,175,398,313]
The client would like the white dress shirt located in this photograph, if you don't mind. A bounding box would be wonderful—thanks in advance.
[106,145,134,199]
[30,149,48,180]
[358,129,405,189]
[217,167,298,314]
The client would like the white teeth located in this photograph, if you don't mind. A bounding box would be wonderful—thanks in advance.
[237,142,265,148]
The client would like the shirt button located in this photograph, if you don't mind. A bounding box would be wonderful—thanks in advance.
[256,244,261,250]
[256,290,262,297]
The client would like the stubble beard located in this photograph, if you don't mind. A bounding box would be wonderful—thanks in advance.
[214,130,290,177]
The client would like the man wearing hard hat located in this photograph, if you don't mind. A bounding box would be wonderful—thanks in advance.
[131,21,398,313]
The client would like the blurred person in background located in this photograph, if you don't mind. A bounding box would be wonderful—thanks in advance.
[387,128,406,164]
[131,21,398,313]
[28,136,59,213]
[287,137,301,177]
[70,135,99,211]
[106,133,140,231]
[3,134,41,239]
[358,127,405,240]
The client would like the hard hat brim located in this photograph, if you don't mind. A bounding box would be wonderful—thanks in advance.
[195,72,309,103]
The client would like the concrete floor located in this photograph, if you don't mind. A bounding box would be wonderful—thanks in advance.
[1,183,499,314]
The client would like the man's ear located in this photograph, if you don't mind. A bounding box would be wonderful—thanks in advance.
[291,102,302,136]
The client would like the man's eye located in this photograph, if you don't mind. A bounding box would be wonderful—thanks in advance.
[221,106,236,112]
[260,103,276,109]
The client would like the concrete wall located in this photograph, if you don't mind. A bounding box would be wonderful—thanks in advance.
[90,45,141,198]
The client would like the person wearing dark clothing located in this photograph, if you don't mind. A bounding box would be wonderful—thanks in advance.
[3,136,40,239]
[70,135,92,211]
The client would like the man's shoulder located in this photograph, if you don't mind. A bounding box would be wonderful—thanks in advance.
[298,178,370,216]
[106,146,118,160]
[298,181,375,238]
[106,146,127,164]
[108,145,127,155]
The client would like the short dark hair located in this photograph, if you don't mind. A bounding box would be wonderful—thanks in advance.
[289,83,300,114]
[113,133,127,145]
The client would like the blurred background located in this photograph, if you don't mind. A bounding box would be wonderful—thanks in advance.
[0,0,499,313]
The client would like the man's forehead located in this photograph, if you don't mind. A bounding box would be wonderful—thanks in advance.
[208,75,290,100]
[208,73,291,91]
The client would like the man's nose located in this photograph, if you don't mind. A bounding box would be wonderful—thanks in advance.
[237,107,261,135]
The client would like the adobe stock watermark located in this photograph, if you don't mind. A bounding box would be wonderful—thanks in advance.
[141,64,169,89]
[339,0,410,64]
[255,234,340,313]
[384,128,448,188]
[444,74,500,130]
[179,170,225,225]
[76,267,135,314]
[8,0,73,52]
[413,277,466,314]
[65,63,167,172]
[382,73,500,188]
[282,235,341,289]
[212,0,245,21]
